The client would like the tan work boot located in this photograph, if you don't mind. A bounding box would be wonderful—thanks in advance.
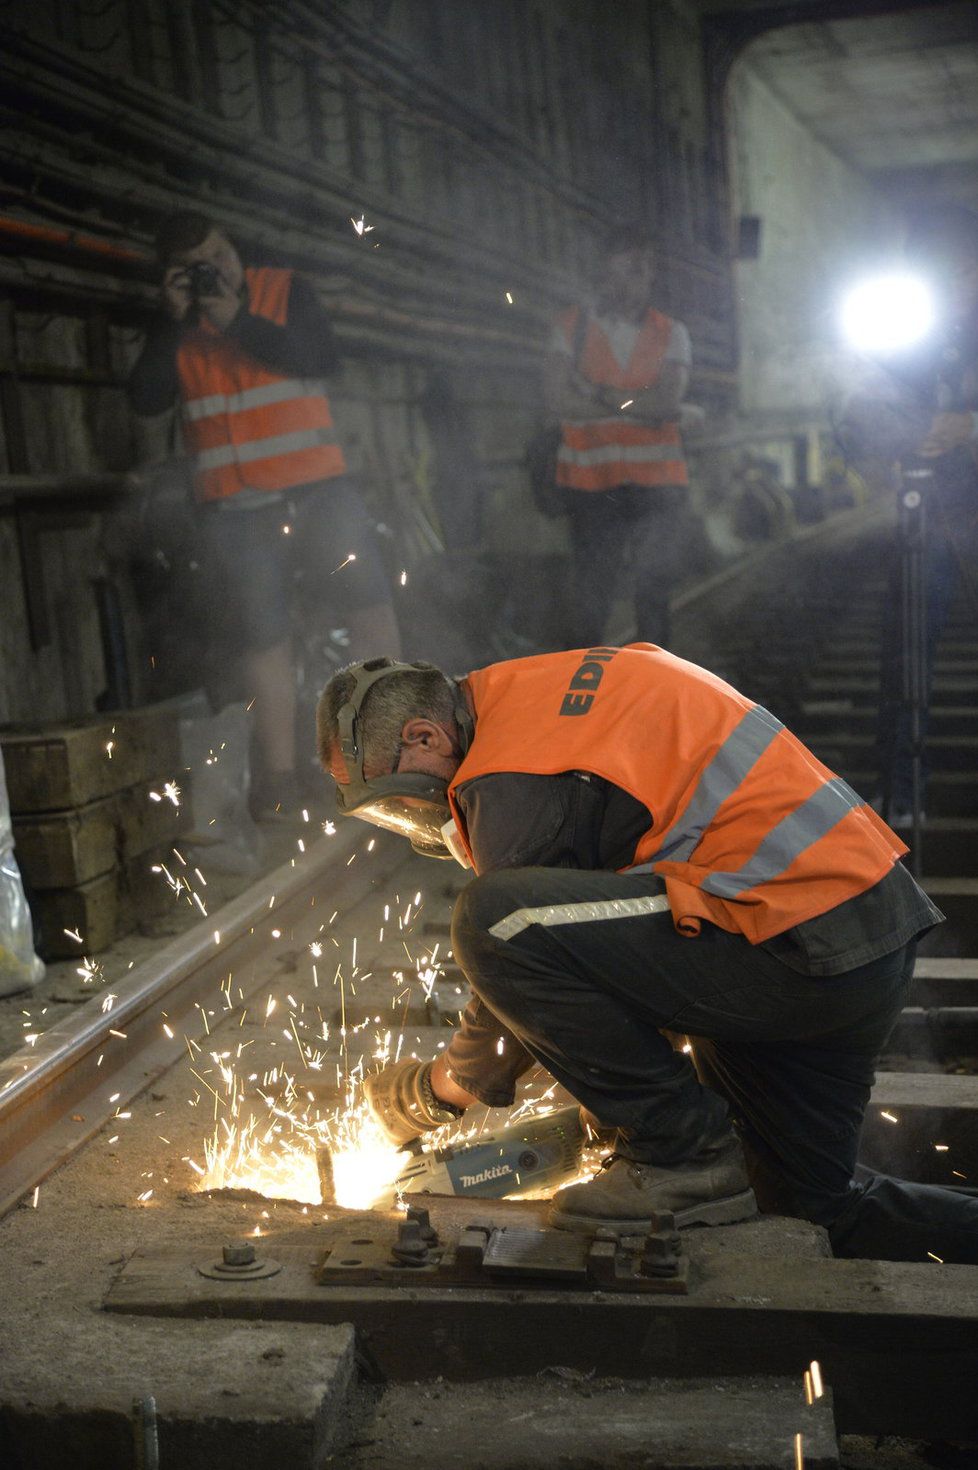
[549,1135,757,1233]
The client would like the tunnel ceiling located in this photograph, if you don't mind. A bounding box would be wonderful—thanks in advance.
[703,1,978,212]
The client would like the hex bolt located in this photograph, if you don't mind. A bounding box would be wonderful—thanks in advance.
[406,1204,438,1245]
[390,1218,431,1267]
[222,1242,257,1268]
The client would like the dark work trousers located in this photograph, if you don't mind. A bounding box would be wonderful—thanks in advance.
[564,483,688,648]
[451,866,978,1262]
[876,476,978,812]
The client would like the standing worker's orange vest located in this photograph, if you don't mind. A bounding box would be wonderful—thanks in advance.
[555,306,688,493]
[176,268,346,503]
[448,645,906,946]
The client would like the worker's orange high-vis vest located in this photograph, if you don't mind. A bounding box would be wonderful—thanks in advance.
[176,267,346,503]
[555,306,688,493]
[447,644,906,946]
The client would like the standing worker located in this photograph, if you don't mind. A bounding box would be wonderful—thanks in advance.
[129,210,401,817]
[543,224,693,648]
[316,645,978,1263]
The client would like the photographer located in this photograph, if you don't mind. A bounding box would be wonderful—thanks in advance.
[128,210,400,816]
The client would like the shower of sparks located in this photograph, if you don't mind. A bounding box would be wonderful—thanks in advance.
[351,216,375,235]
[331,552,357,574]
[183,888,587,1215]
[163,781,181,807]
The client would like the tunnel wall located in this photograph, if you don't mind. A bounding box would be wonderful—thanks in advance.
[726,53,899,423]
[0,0,740,723]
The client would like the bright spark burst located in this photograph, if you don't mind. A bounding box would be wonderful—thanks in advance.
[351,216,375,235]
[189,891,586,1216]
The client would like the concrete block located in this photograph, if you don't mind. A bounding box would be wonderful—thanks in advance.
[334,1375,838,1469]
[1,708,180,813]
[0,1318,357,1470]
[12,777,185,889]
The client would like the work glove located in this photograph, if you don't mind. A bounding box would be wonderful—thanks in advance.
[363,1059,464,1148]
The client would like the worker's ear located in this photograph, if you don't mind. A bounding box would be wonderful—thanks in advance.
[399,718,456,755]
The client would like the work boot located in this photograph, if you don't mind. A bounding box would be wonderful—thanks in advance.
[548,1135,757,1233]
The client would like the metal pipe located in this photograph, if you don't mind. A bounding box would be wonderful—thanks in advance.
[0,212,147,265]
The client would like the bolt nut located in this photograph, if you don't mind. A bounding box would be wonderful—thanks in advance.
[639,1230,681,1278]
[391,1218,431,1267]
[406,1204,438,1245]
[222,1242,257,1268]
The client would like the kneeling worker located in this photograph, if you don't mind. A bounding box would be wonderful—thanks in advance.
[317,645,978,1262]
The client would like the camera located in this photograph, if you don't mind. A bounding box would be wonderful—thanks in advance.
[186,261,222,298]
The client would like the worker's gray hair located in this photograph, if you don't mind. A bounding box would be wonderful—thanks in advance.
[316,663,456,773]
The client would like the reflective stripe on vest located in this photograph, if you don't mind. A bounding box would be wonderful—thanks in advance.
[448,645,906,945]
[195,426,339,471]
[627,705,867,891]
[557,438,683,468]
[183,377,326,422]
[701,776,864,899]
[177,268,346,502]
[629,704,785,868]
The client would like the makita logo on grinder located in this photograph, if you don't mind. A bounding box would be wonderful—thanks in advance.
[459,1164,513,1189]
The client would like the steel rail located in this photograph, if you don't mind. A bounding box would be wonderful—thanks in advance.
[0,824,405,1220]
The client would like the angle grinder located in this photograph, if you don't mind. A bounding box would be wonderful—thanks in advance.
[320,1104,585,1210]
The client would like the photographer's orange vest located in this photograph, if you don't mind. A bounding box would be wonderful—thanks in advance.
[176,268,346,503]
[448,644,906,945]
[555,306,688,492]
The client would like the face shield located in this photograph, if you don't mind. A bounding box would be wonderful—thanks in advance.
[332,659,474,861]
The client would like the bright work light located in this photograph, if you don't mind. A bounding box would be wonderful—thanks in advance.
[840,273,935,353]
